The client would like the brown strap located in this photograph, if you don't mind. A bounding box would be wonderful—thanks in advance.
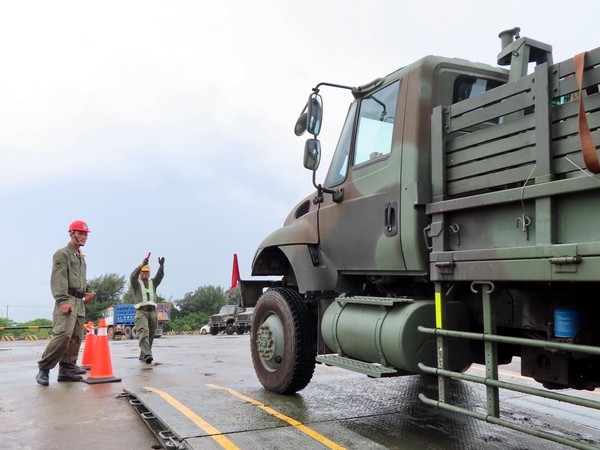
[574,52,600,173]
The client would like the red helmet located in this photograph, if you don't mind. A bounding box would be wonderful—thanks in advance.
[68,220,91,233]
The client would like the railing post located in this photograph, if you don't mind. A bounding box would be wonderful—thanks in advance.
[472,281,499,417]
[435,282,450,402]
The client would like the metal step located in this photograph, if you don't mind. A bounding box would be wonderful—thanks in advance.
[316,354,398,378]
[334,296,415,307]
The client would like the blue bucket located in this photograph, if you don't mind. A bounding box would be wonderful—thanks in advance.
[554,308,581,338]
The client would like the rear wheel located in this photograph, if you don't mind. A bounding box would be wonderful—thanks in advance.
[107,326,114,340]
[132,327,139,339]
[250,287,316,394]
[124,326,132,339]
[236,327,245,335]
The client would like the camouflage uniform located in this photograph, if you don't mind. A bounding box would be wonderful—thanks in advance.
[130,263,164,361]
[38,243,88,373]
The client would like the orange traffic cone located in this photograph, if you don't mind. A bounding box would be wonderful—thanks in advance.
[80,321,96,370]
[83,318,122,384]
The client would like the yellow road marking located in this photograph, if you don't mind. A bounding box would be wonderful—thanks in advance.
[208,383,347,450]
[144,386,240,450]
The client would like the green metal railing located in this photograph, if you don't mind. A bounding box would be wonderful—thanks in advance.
[418,282,600,450]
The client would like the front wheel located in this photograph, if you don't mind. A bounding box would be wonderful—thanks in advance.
[250,288,316,394]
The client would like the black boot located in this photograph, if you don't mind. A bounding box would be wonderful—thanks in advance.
[57,372,83,382]
[36,369,50,386]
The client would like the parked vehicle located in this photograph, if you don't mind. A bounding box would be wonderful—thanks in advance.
[200,323,210,335]
[155,303,171,338]
[104,305,136,340]
[209,305,241,335]
[240,28,600,449]
[233,307,254,334]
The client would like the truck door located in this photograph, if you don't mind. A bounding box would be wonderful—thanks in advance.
[318,79,407,273]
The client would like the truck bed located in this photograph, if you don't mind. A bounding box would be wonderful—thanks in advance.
[428,46,600,282]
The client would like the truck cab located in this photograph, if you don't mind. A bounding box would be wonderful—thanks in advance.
[249,57,506,297]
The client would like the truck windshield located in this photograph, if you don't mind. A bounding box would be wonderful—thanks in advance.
[219,305,237,314]
[324,102,357,188]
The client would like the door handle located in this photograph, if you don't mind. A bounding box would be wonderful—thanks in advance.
[384,201,397,237]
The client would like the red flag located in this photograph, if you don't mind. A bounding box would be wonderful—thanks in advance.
[231,254,240,289]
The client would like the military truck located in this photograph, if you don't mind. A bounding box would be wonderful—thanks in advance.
[240,28,600,448]
[233,306,254,335]
[209,304,241,335]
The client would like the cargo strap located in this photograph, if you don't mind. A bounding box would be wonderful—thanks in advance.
[574,52,600,173]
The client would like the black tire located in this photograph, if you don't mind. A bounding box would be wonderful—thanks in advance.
[226,323,235,335]
[124,326,132,339]
[250,287,316,394]
[210,327,218,336]
[236,327,245,335]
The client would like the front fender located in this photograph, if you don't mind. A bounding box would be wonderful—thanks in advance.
[252,244,338,294]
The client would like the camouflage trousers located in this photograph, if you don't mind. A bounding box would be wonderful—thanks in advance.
[38,298,84,372]
[135,308,157,358]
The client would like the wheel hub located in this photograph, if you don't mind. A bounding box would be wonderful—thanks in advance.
[255,313,284,371]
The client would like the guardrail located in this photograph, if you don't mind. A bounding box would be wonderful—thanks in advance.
[418,292,600,450]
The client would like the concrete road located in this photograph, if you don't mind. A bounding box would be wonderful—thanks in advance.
[1,334,598,450]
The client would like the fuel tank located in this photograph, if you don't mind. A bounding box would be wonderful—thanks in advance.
[321,299,471,373]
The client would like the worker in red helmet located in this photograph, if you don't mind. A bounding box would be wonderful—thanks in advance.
[36,220,96,386]
[130,255,165,363]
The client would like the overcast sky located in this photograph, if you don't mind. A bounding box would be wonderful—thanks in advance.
[1,0,598,322]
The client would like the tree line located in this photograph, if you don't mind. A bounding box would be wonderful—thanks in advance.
[0,273,241,335]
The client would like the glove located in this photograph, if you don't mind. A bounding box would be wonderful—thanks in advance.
[142,258,149,265]
[158,257,165,266]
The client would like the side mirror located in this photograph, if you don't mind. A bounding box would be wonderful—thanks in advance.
[303,139,321,171]
[306,93,322,136]
[294,112,308,136]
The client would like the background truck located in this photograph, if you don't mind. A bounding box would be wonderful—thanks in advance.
[233,306,254,335]
[104,302,171,339]
[240,28,600,449]
[209,304,241,335]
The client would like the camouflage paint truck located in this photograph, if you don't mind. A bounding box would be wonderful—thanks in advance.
[233,306,254,335]
[209,304,241,335]
[240,28,600,448]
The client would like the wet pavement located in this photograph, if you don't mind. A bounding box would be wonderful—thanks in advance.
[1,334,598,449]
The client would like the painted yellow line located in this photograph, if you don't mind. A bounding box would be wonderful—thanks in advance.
[208,384,347,450]
[144,386,240,450]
